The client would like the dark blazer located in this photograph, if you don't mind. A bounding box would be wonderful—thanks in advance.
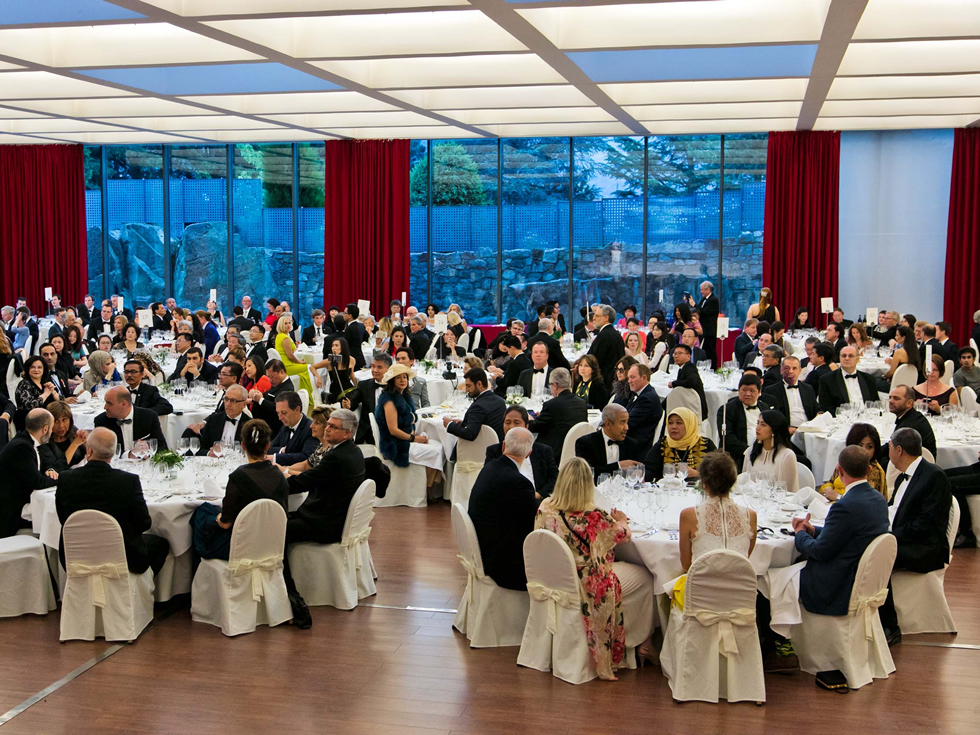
[244,341,268,364]
[467,455,540,591]
[248,379,294,433]
[803,363,830,397]
[130,383,173,416]
[152,313,173,333]
[575,430,643,482]
[446,389,507,461]
[872,325,897,345]
[486,442,559,498]
[764,380,817,427]
[893,408,938,460]
[287,439,365,544]
[93,407,168,451]
[891,460,953,574]
[189,410,247,455]
[717,396,771,463]
[86,316,112,342]
[47,369,73,401]
[525,332,571,371]
[615,383,663,449]
[495,352,532,397]
[243,307,263,324]
[344,321,369,370]
[734,332,754,367]
[829,337,847,361]
[301,323,330,347]
[588,325,626,388]
[575,379,609,410]
[346,378,382,445]
[796,481,890,616]
[936,339,960,364]
[528,390,588,457]
[918,338,943,367]
[226,315,255,334]
[168,354,218,384]
[269,415,319,466]
[817,369,878,416]
[698,294,720,339]
[761,364,781,391]
[55,460,156,574]
[76,303,98,325]
[0,431,57,538]
[517,365,551,399]
[672,362,708,420]
[220,461,289,528]
[408,329,434,365]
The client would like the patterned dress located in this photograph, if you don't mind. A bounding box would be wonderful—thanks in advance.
[535,507,629,679]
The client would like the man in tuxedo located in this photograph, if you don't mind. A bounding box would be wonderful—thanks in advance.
[55,427,170,574]
[247,359,292,432]
[337,303,368,371]
[394,348,430,408]
[86,302,115,343]
[267,391,318,466]
[302,309,330,347]
[793,446,889,621]
[887,385,937,459]
[616,364,663,449]
[122,360,172,416]
[94,387,168,454]
[525,318,571,372]
[825,322,846,361]
[668,344,708,420]
[549,301,567,334]
[76,294,97,326]
[173,347,218,386]
[443,368,506,461]
[150,302,173,333]
[47,308,66,340]
[572,308,596,342]
[688,280,720,367]
[212,362,243,413]
[0,408,58,538]
[919,324,943,366]
[718,374,770,463]
[226,306,255,334]
[283,408,365,627]
[818,346,877,416]
[734,319,759,368]
[680,328,708,365]
[764,356,817,433]
[490,336,532,398]
[488,406,559,498]
[167,334,194,381]
[588,304,625,390]
[240,295,263,324]
[245,325,269,363]
[467,427,540,591]
[185,385,250,456]
[575,404,644,482]
[877,428,954,644]
[935,321,959,363]
[799,336,820,371]
[803,342,834,396]
[946,450,980,548]
[343,353,391,444]
[517,342,553,399]
[831,308,853,332]
[38,342,75,404]
[741,332,771,370]
[407,315,434,365]
[110,294,134,322]
[871,311,898,345]
[527,368,587,459]
[758,344,783,391]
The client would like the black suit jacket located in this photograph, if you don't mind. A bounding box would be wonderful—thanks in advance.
[576,379,609,410]
[447,389,507,460]
[86,316,113,342]
[467,455,540,591]
[527,390,588,457]
[764,380,817,427]
[245,342,268,364]
[243,307,263,324]
[169,359,218,385]
[270,415,318,466]
[347,378,382,445]
[302,323,330,347]
[588,325,626,388]
[248,379,293,433]
[717,396,771,463]
[0,432,57,538]
[575,430,642,482]
[817,369,878,416]
[94,407,168,451]
[55,460,156,574]
[190,410,247,455]
[48,369,73,401]
[525,332,571,371]
[517,365,551,399]
[734,332,754,368]
[130,383,173,416]
[891,460,953,574]
[408,328,434,364]
[803,363,830,397]
[76,304,98,325]
[893,408,938,460]
[495,352,532,397]
[830,337,847,361]
[486,443,559,498]
[936,339,959,364]
[761,364,781,391]
[672,362,708,420]
[287,439,365,544]
[698,295,720,338]
[616,384,663,449]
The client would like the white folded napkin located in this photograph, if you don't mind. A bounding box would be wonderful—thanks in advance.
[797,412,834,433]
[807,495,831,521]
[202,478,224,499]
[792,487,819,506]
[75,392,91,404]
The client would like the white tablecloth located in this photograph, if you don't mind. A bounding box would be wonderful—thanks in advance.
[70,395,215,450]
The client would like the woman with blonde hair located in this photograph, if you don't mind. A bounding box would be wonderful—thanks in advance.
[535,458,656,679]
[274,314,318,397]
[747,287,779,324]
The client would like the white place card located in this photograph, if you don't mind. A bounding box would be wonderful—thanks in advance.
[137,309,153,329]
[118,296,125,313]
[866,307,878,324]
[209,288,217,303]
[717,316,730,334]
[401,291,407,305]
[821,297,834,314]
[357,299,371,316]
[44,287,53,301]
[434,313,448,334]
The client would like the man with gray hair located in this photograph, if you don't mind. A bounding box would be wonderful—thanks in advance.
[184,384,250,456]
[575,403,644,482]
[588,303,625,390]
[55,426,171,575]
[468,426,541,591]
[0,408,58,538]
[761,343,784,391]
[407,314,434,359]
[527,367,588,457]
[686,280,720,367]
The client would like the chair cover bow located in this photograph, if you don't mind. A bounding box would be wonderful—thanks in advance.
[344,527,372,570]
[527,582,578,635]
[851,588,889,640]
[688,608,756,657]
[457,554,485,603]
[67,562,127,608]
[229,556,284,601]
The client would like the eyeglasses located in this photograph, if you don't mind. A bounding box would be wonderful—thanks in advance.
[325,422,345,431]
[123,369,141,375]
[225,397,246,404]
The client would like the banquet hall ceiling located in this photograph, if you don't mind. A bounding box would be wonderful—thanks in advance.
[0,0,978,144]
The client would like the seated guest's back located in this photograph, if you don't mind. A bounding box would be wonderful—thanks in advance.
[0,408,59,538]
[487,405,559,498]
[467,427,540,591]
[527,368,588,458]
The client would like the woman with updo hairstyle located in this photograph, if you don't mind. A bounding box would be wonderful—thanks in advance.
[190,418,290,561]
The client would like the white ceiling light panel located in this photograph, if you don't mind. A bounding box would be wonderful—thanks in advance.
[89,115,289,131]
[13,97,221,118]
[813,114,979,130]
[820,97,980,118]
[388,85,593,110]
[0,72,134,100]
[644,118,797,134]
[839,40,980,76]
[142,0,467,15]
[853,0,980,40]
[626,100,802,121]
[318,125,479,139]
[827,74,980,100]
[265,110,441,127]
[601,78,810,106]
[313,54,566,88]
[434,106,614,125]
[181,92,399,115]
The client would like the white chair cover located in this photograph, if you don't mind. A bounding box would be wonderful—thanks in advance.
[451,503,529,648]
[0,535,57,618]
[298,388,310,415]
[451,424,498,508]
[457,333,470,352]
[5,360,17,398]
[288,480,377,610]
[967,495,980,543]
[60,510,155,642]
[369,413,427,508]
[791,533,897,689]
[190,499,292,636]
[660,549,765,703]
[559,421,595,468]
[960,386,978,416]
[890,364,918,389]
[973,338,980,356]
[797,462,816,491]
[892,497,958,634]
[153,550,189,602]
[942,360,955,386]
[666,387,702,417]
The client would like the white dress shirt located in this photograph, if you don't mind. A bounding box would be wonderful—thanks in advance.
[31,434,41,470]
[842,368,865,405]
[602,429,620,466]
[742,402,761,440]
[530,366,548,397]
[889,456,922,528]
[279,418,302,454]
[519,454,536,489]
[784,381,807,427]
[220,414,239,445]
[119,406,135,452]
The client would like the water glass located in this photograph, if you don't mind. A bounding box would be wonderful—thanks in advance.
[189,437,200,455]
[178,437,190,456]
[676,462,689,483]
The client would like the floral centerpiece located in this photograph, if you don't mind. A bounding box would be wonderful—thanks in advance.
[150,449,184,479]
[420,359,435,374]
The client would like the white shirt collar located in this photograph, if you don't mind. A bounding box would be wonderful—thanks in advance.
[903,456,924,478]
[843,480,866,494]
[124,406,135,422]
[31,434,41,450]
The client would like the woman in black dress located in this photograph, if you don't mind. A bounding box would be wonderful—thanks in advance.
[39,400,87,472]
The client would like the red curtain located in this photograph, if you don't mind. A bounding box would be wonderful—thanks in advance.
[0,144,86,312]
[762,131,840,323]
[944,128,980,345]
[323,139,410,313]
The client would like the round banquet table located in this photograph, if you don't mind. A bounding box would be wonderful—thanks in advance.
[70,393,216,451]
[354,367,456,409]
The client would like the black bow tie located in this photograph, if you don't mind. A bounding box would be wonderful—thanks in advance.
[745,404,759,410]
[533,368,546,374]
[116,418,132,426]
[607,439,622,446]
[225,416,238,425]
[891,472,910,503]
[844,373,858,379]
[786,384,799,390]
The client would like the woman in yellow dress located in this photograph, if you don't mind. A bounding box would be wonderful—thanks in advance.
[274,315,318,404]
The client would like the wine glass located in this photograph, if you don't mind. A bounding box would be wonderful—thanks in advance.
[178,437,190,457]
[663,463,676,482]
[676,462,689,484]
[655,488,669,529]
[146,439,158,457]
[189,437,200,455]
[211,442,224,458]
[636,487,651,527]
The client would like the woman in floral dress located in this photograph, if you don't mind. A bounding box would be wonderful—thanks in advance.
[535,458,655,680]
